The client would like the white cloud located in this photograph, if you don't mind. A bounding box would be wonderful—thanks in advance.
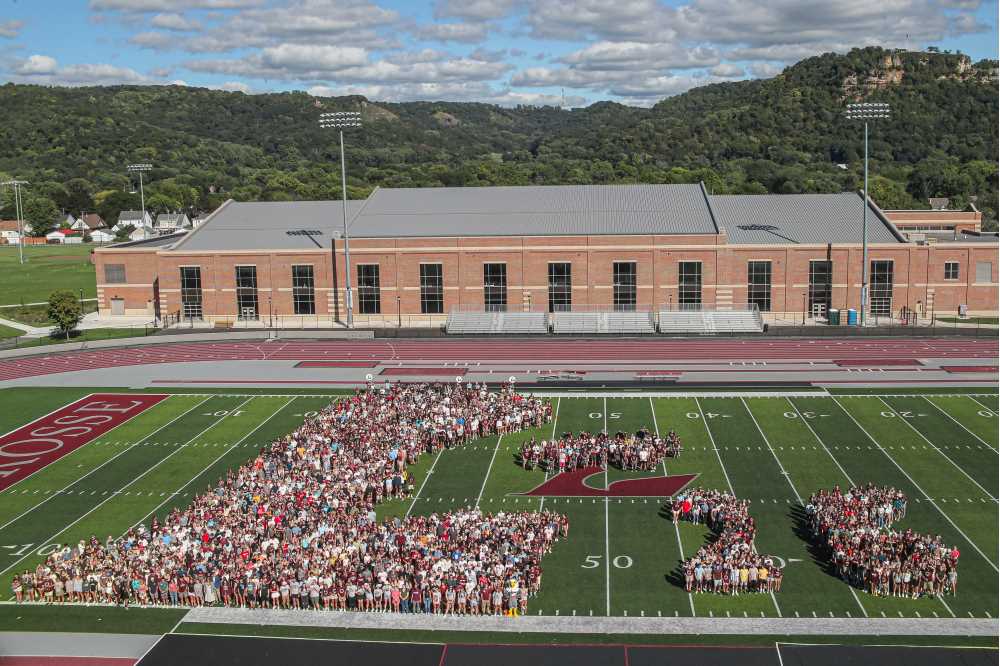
[415,22,488,43]
[90,0,262,10]
[11,55,154,85]
[129,31,178,50]
[433,0,522,20]
[309,81,584,106]
[218,81,252,93]
[559,42,719,70]
[0,20,23,39]
[14,55,58,75]
[747,62,783,78]
[150,13,202,31]
[710,63,745,77]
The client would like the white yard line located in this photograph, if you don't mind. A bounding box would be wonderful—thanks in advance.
[783,398,867,618]
[0,395,210,532]
[832,397,999,573]
[0,397,254,577]
[923,396,997,453]
[694,397,782,618]
[876,397,996,502]
[740,397,803,505]
[539,397,561,513]
[124,397,295,534]
[406,449,442,518]
[475,434,503,509]
[604,396,611,617]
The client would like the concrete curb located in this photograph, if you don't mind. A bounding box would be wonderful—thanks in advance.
[0,631,160,658]
[185,607,999,637]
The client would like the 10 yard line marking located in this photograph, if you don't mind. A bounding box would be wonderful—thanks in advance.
[832,397,999,573]
[0,396,255,577]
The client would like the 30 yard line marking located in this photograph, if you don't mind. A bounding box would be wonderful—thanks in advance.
[0,396,254,577]
[0,395,210,533]
[124,397,296,534]
[876,397,996,502]
[785,398,867,618]
[924,396,997,453]
[832,398,999,573]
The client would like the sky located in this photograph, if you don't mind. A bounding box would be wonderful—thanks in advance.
[0,0,996,108]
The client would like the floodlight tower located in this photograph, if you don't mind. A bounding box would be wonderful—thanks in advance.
[844,102,890,326]
[319,111,362,327]
[1,179,29,264]
[127,163,152,228]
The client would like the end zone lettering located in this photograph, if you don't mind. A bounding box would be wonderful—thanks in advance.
[0,393,168,492]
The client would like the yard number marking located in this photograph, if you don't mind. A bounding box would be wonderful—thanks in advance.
[583,554,633,569]
[589,412,622,420]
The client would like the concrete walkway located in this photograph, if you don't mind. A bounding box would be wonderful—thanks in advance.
[0,631,160,658]
[185,607,998,637]
[0,315,47,336]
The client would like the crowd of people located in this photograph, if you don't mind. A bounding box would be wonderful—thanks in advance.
[518,428,681,473]
[805,484,959,598]
[12,382,568,615]
[673,488,783,595]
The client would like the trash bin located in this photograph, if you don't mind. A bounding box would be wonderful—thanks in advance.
[828,309,840,325]
[846,308,858,326]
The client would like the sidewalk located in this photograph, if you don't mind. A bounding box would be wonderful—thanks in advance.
[0,631,159,658]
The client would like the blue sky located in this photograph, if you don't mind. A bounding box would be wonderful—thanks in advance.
[1,0,996,107]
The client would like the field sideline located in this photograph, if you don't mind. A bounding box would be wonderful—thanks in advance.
[0,386,996,635]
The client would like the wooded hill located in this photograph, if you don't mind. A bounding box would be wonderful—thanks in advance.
[1,46,996,235]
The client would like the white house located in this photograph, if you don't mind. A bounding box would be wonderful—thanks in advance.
[128,225,156,242]
[59,213,77,229]
[154,212,192,235]
[91,229,115,243]
[72,213,107,232]
[114,210,153,231]
[46,230,66,243]
[0,220,21,245]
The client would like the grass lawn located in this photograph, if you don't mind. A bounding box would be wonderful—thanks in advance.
[6,326,157,348]
[0,244,96,306]
[0,300,98,327]
[936,316,999,325]
[0,388,996,642]
[0,322,26,339]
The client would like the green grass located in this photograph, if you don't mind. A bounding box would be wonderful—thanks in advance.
[7,326,156,348]
[1,388,996,643]
[935,317,999,325]
[0,244,96,306]
[0,322,26,339]
[0,604,186,634]
[1,300,99,327]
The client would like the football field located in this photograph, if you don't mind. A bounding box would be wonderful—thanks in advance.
[1,386,997,626]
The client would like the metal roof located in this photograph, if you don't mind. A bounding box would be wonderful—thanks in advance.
[708,193,905,245]
[348,184,718,238]
[171,200,367,252]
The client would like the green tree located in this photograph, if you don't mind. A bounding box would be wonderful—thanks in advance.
[47,289,83,340]
[22,195,59,237]
[97,190,139,228]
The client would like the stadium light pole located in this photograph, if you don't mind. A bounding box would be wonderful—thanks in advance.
[319,111,362,328]
[1,180,28,264]
[844,102,890,327]
[127,163,152,229]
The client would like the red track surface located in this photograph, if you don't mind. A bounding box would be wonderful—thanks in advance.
[941,365,1000,373]
[0,338,995,382]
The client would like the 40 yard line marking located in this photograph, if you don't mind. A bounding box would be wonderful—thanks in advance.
[832,397,999,573]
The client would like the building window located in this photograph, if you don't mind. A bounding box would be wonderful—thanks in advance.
[869,260,893,317]
[104,264,126,284]
[484,263,507,312]
[808,260,832,315]
[976,261,993,283]
[357,264,381,314]
[292,265,315,315]
[420,263,443,314]
[235,265,259,320]
[548,262,572,312]
[747,260,772,312]
[612,261,637,311]
[944,261,959,281]
[180,266,203,320]
[678,261,702,308]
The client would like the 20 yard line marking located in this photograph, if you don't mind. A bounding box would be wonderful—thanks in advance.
[832,397,999,573]
[0,396,254,577]
[924,396,997,454]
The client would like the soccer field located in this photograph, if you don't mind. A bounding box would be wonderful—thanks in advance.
[1,386,997,627]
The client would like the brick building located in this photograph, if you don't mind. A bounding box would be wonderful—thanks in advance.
[93,183,998,325]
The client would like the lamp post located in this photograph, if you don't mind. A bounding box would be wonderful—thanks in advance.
[319,111,362,327]
[2,180,28,264]
[844,102,890,327]
[127,163,152,231]
[396,295,402,329]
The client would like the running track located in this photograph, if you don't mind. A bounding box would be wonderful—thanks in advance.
[0,338,996,383]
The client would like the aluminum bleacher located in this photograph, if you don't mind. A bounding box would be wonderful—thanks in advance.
[657,307,763,335]
[446,311,547,334]
[552,311,656,334]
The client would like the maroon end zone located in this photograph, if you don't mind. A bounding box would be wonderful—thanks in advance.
[520,466,698,497]
[0,393,168,492]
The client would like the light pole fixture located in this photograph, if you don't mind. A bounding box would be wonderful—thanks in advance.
[127,163,152,231]
[1,179,28,264]
[319,111,362,328]
[844,102,890,327]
